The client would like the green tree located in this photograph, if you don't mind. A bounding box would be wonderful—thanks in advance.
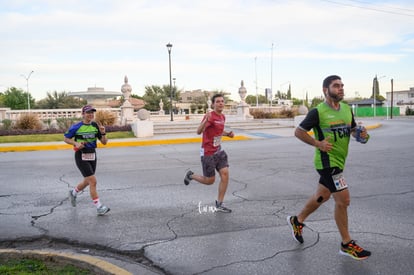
[142,85,164,111]
[143,85,181,112]
[292,97,303,106]
[3,87,34,110]
[287,84,292,99]
[131,94,141,99]
[245,94,267,105]
[371,76,386,101]
[310,97,324,109]
[0,92,5,107]
[372,76,379,100]
[35,91,86,109]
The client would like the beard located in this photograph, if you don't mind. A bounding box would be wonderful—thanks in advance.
[327,88,343,102]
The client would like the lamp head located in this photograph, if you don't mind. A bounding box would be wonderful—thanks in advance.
[166,43,172,53]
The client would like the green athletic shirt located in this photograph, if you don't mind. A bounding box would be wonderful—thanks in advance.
[298,102,356,170]
[64,121,102,150]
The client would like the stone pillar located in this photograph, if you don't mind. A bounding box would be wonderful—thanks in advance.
[120,75,134,125]
[237,80,253,120]
[159,99,165,115]
[207,96,212,112]
[132,109,153,137]
[0,108,10,121]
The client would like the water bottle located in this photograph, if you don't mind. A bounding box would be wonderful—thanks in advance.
[355,125,367,144]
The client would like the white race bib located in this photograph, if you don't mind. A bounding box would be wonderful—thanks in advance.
[213,136,222,147]
[81,152,96,161]
[332,172,347,191]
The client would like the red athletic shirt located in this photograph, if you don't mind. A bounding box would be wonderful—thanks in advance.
[201,111,225,156]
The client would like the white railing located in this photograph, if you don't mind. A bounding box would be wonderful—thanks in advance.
[0,108,121,122]
[0,107,204,124]
[0,105,294,124]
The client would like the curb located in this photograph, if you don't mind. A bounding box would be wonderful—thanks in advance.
[0,135,253,152]
[0,249,132,275]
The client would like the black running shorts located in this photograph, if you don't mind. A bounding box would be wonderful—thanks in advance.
[201,150,229,178]
[75,150,97,177]
[317,167,346,193]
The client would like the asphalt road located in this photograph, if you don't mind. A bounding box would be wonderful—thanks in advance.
[1,118,413,275]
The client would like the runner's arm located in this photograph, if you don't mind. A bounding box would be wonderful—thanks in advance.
[295,127,332,152]
[197,113,211,135]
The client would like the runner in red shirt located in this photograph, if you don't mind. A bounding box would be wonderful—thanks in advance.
[184,94,234,213]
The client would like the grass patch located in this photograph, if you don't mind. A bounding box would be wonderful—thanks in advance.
[0,258,92,274]
[0,131,135,143]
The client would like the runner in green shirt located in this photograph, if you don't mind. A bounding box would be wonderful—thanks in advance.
[287,75,371,260]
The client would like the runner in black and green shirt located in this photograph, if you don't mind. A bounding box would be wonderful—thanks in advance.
[64,105,110,216]
[287,75,371,260]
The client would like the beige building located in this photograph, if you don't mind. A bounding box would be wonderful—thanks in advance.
[386,87,414,115]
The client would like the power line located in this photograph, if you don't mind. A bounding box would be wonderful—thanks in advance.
[349,0,414,13]
[321,0,414,17]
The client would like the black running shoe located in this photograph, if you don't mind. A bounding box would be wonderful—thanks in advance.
[287,215,304,244]
[215,200,232,213]
[184,170,193,185]
[340,240,371,260]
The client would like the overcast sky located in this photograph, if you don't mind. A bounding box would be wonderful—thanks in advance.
[1,0,413,101]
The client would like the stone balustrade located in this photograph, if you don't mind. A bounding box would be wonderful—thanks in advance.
[0,105,287,125]
[0,107,204,124]
[0,108,121,122]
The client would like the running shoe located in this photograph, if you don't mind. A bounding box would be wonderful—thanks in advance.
[184,170,193,185]
[68,190,76,207]
[287,215,305,244]
[215,200,232,213]
[339,240,371,260]
[97,205,110,216]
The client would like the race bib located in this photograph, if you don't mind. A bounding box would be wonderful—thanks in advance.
[213,136,222,147]
[81,152,96,161]
[332,172,347,191]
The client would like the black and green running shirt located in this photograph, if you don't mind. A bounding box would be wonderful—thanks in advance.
[64,121,102,150]
[298,102,357,170]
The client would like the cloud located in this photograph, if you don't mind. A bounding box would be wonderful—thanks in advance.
[1,0,413,100]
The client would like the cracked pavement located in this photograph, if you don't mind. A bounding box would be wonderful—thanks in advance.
[1,118,413,274]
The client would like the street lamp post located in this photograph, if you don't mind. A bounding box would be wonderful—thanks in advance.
[173,77,177,114]
[166,43,173,121]
[21,71,34,112]
[390,78,394,119]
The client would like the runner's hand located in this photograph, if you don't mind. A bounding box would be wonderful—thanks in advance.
[204,111,211,123]
[317,136,332,152]
[75,142,85,150]
[97,122,106,135]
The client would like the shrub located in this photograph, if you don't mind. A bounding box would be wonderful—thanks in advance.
[15,113,42,130]
[249,110,278,119]
[105,124,132,132]
[278,108,297,118]
[406,107,414,116]
[95,110,117,126]
[1,119,13,130]
[57,118,80,131]
[249,108,298,119]
[0,128,64,136]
